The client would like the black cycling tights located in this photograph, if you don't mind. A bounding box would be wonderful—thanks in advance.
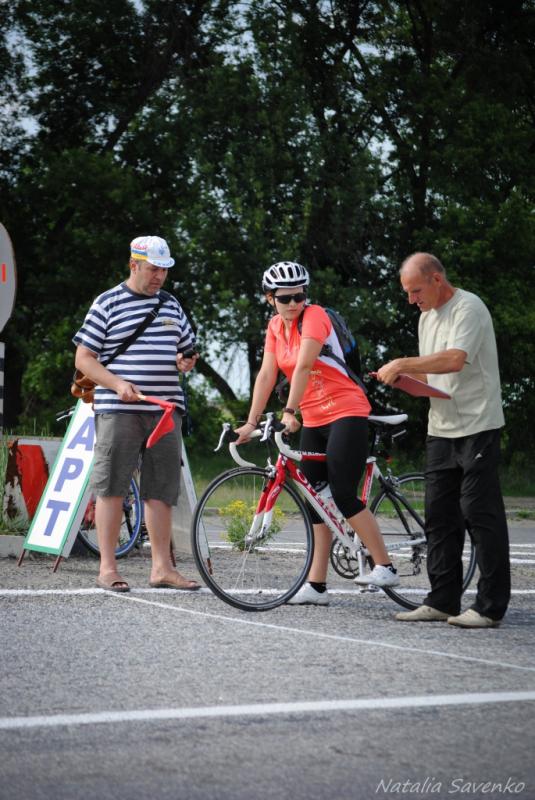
[299,416,368,523]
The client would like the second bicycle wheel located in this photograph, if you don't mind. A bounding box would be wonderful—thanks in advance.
[191,467,314,611]
[78,477,143,558]
[371,473,476,610]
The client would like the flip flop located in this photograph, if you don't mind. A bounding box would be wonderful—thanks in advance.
[96,574,130,593]
[149,575,201,591]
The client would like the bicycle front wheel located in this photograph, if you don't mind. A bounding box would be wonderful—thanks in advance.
[78,478,143,558]
[191,467,314,611]
[371,473,476,610]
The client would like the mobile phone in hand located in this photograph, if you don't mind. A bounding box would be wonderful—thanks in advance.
[180,348,197,358]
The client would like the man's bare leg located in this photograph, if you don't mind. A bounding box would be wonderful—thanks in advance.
[95,495,129,588]
[144,499,200,589]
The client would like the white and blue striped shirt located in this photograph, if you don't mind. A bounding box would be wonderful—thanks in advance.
[73,283,195,414]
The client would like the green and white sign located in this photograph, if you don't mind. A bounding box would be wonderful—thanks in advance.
[24,401,95,556]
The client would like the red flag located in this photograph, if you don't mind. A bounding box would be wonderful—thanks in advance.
[137,394,177,448]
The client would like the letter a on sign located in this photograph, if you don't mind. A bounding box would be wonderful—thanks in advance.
[24,402,96,556]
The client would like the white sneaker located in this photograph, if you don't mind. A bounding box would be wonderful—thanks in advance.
[354,564,400,588]
[287,582,329,605]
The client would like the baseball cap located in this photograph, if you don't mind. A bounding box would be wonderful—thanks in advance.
[130,235,175,268]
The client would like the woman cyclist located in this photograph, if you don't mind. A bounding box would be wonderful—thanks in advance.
[235,261,399,604]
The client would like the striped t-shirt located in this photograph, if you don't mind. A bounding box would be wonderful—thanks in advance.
[73,283,195,414]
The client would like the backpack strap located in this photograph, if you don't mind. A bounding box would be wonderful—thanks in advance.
[298,306,367,394]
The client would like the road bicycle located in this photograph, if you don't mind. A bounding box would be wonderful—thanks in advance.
[76,476,146,558]
[56,406,145,558]
[191,412,477,612]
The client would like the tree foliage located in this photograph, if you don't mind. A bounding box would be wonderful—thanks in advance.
[1,0,533,463]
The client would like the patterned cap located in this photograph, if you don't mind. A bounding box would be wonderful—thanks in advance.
[130,236,174,268]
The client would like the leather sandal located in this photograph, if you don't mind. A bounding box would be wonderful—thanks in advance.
[96,573,130,593]
[149,574,201,591]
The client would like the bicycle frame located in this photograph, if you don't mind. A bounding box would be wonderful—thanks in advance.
[360,457,426,543]
[228,415,426,573]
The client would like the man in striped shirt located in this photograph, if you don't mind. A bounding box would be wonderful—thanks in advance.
[73,235,200,593]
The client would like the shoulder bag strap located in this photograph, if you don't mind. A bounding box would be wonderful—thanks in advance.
[102,293,167,367]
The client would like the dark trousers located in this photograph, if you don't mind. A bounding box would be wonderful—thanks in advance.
[424,429,510,620]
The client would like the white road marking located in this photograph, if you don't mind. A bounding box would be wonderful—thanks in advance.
[1,691,535,731]
[1,586,534,597]
[4,590,533,674]
[106,593,535,674]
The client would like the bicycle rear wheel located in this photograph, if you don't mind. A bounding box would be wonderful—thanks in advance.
[191,466,314,611]
[371,473,476,610]
[78,478,143,558]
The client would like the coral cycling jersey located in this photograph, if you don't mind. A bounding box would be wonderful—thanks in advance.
[265,304,370,427]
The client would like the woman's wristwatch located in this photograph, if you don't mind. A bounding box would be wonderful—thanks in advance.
[282,407,296,415]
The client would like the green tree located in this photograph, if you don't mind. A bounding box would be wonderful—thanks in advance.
[1,0,533,471]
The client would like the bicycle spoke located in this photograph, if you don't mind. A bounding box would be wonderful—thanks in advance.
[371,473,476,610]
[77,478,143,558]
[192,467,314,611]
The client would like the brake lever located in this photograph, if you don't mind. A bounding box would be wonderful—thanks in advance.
[260,413,274,442]
[214,423,232,452]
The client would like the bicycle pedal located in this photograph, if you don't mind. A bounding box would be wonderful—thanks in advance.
[357,585,381,593]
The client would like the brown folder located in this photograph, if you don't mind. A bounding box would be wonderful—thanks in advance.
[369,372,451,399]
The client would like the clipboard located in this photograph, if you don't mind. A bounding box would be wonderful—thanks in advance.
[369,372,451,399]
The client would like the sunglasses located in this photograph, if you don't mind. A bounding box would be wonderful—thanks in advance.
[274,292,307,305]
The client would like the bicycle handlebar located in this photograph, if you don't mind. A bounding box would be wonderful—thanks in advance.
[55,406,76,422]
[216,414,302,468]
[274,431,302,461]
[217,411,409,468]
[229,430,264,467]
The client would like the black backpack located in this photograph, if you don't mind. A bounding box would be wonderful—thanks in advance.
[275,305,367,402]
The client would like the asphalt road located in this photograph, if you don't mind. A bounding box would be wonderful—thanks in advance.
[0,520,534,800]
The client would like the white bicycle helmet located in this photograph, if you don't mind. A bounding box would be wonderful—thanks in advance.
[262,261,310,291]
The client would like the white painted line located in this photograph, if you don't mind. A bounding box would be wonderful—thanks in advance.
[1,586,534,597]
[507,544,535,548]
[0,588,213,597]
[1,690,535,731]
[115,594,535,674]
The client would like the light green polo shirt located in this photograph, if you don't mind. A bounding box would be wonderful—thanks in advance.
[418,289,505,438]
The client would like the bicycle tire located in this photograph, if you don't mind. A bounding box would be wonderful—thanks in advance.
[370,472,477,610]
[191,466,314,611]
[77,477,143,558]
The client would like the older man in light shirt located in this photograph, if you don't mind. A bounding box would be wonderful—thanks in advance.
[378,252,510,628]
